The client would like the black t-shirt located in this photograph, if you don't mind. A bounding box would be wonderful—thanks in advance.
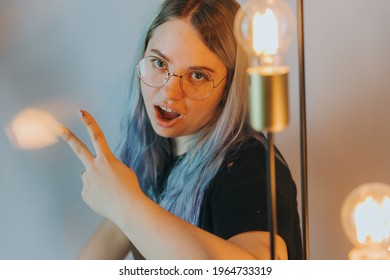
[198,137,303,260]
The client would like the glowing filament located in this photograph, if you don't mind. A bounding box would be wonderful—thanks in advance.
[354,196,390,244]
[252,9,279,55]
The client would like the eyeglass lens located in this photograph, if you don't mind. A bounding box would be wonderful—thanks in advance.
[137,56,215,99]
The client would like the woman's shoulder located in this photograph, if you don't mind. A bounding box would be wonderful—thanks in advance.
[223,134,268,175]
[212,133,293,188]
[229,135,267,155]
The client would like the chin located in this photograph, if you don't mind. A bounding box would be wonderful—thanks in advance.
[151,124,182,139]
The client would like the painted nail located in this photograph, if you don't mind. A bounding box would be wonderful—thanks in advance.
[78,109,86,118]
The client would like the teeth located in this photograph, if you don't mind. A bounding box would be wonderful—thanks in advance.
[159,105,174,113]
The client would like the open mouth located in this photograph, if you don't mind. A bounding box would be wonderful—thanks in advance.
[155,105,181,121]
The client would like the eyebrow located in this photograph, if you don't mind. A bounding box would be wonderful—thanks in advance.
[149,48,217,74]
[150,49,171,63]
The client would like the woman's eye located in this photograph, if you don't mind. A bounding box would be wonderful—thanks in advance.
[150,57,167,69]
[155,59,165,68]
[190,70,211,81]
[193,72,204,80]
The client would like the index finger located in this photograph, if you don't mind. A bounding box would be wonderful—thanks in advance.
[77,110,111,158]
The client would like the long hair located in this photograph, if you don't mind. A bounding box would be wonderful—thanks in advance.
[118,0,259,225]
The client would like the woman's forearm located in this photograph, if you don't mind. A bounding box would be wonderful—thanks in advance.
[78,219,142,260]
[113,193,283,260]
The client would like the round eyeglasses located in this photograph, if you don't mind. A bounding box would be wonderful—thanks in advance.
[137,56,226,100]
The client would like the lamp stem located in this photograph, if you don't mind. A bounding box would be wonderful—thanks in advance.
[297,0,310,260]
[266,131,277,260]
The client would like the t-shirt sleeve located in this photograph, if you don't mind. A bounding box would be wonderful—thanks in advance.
[205,147,269,239]
[199,141,302,259]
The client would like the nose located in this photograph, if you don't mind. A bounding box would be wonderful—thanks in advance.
[160,73,183,101]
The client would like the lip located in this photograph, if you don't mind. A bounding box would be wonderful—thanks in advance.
[153,105,183,128]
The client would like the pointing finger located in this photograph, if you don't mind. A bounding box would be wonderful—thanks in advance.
[58,126,95,167]
[77,110,112,158]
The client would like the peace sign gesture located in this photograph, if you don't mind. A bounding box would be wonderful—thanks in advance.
[58,110,142,221]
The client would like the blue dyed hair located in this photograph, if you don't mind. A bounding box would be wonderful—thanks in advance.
[118,0,261,225]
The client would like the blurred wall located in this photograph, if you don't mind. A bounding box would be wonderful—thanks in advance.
[0,0,389,259]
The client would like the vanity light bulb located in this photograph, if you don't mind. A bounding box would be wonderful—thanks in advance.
[233,0,295,132]
[341,182,390,259]
[234,0,296,69]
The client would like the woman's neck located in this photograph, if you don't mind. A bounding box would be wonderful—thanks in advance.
[172,135,196,156]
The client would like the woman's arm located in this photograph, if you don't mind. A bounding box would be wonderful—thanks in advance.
[112,191,287,259]
[79,219,144,260]
[59,110,287,260]
[112,190,287,260]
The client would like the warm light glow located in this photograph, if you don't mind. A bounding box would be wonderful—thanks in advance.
[341,182,390,259]
[354,196,390,244]
[234,0,295,62]
[6,108,60,150]
[252,9,279,55]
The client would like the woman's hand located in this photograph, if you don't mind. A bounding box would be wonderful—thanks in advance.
[58,109,142,222]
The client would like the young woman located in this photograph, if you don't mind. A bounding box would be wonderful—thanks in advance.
[59,0,302,259]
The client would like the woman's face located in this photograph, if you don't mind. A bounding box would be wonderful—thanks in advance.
[140,19,227,140]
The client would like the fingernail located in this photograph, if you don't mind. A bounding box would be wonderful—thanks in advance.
[78,109,86,118]
[56,125,67,136]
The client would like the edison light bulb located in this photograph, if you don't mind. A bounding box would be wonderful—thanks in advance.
[5,108,60,150]
[341,182,390,259]
[234,0,296,132]
[235,0,295,69]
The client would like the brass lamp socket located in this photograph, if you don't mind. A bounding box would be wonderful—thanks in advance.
[247,67,289,132]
